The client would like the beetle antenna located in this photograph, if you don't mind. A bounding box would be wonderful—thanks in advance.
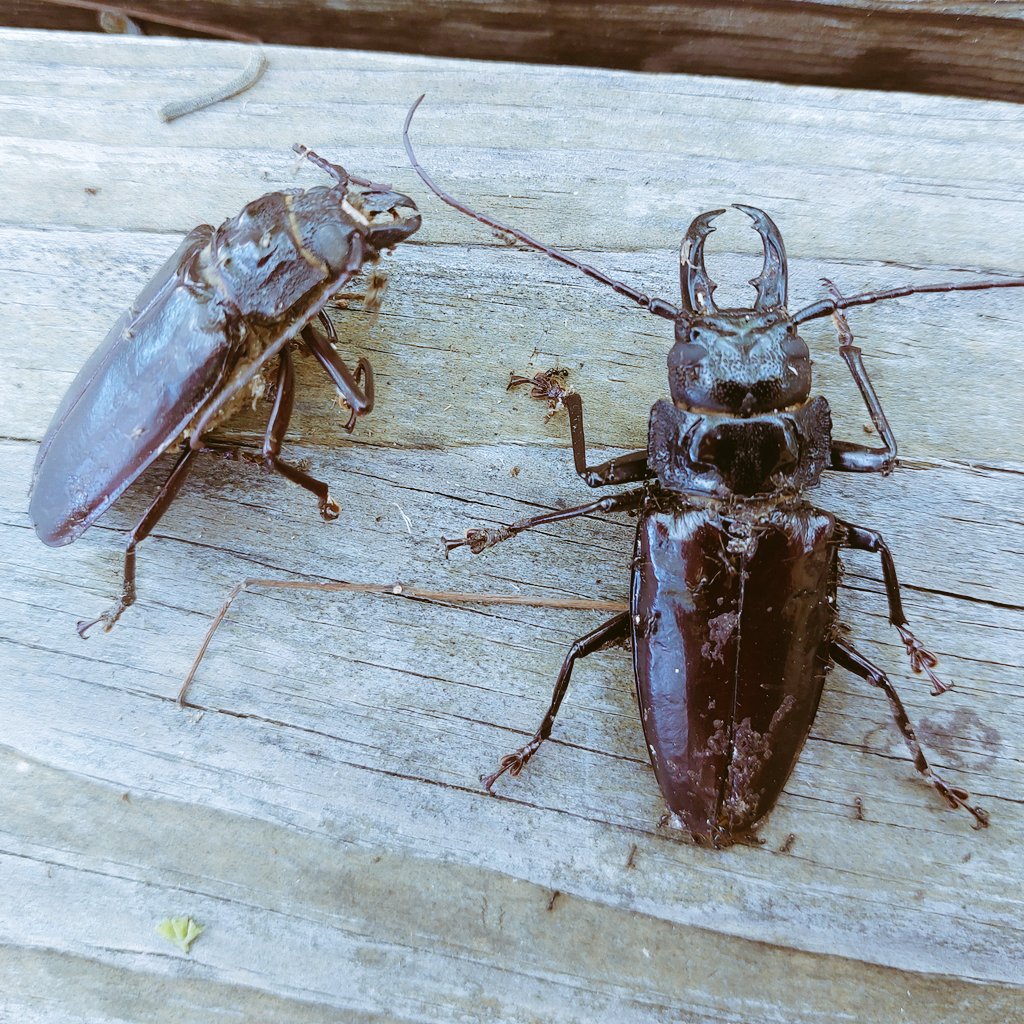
[403,95,679,320]
[293,144,349,186]
[792,275,1024,324]
[292,144,392,193]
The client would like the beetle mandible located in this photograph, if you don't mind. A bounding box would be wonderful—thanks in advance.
[30,146,421,637]
[404,95,1023,846]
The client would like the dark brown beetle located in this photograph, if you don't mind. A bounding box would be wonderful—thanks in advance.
[30,147,421,636]
[405,96,1023,846]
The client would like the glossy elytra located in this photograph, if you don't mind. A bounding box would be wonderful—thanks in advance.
[30,146,421,636]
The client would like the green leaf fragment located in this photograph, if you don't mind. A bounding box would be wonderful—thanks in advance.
[156,916,204,953]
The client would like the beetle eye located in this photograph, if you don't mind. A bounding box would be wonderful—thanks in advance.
[675,342,708,364]
[781,328,807,359]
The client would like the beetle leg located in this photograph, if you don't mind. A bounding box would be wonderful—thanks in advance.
[830,638,989,829]
[260,347,340,520]
[303,316,374,430]
[562,393,650,487]
[199,349,341,518]
[77,447,198,637]
[839,521,951,694]
[507,377,649,485]
[483,612,631,792]
[444,487,646,556]
[822,283,898,474]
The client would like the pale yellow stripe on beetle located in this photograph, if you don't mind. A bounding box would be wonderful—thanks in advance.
[282,193,330,274]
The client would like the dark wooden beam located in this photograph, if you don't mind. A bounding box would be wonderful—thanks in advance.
[6,0,1024,104]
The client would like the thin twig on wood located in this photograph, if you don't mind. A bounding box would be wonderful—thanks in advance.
[178,578,628,706]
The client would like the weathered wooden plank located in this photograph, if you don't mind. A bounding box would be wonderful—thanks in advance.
[5,227,1024,468]
[0,28,1022,1023]
[5,0,1024,103]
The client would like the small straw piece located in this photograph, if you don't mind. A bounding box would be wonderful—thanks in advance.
[44,0,261,42]
[98,9,143,34]
[160,49,267,123]
[178,579,628,706]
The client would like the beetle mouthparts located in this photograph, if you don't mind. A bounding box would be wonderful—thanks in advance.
[734,204,787,310]
[680,210,725,314]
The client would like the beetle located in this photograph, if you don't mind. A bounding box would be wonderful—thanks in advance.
[404,95,1024,845]
[29,146,421,637]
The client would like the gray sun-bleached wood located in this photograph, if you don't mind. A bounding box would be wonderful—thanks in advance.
[0,27,1022,1024]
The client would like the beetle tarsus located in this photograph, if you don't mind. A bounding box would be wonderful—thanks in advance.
[832,637,988,828]
[444,527,509,556]
[481,739,542,791]
[76,613,106,638]
[76,597,130,638]
[896,624,951,695]
[945,788,990,830]
[508,368,573,421]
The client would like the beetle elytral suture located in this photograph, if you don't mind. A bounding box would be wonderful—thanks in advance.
[404,94,1023,846]
[30,146,421,637]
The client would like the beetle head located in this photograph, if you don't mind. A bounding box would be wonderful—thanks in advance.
[669,206,811,415]
[346,185,422,251]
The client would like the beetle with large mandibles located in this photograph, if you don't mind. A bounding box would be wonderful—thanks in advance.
[404,95,1023,847]
[29,147,421,637]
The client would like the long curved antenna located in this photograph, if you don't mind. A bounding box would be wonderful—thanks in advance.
[403,95,679,320]
[793,275,1024,324]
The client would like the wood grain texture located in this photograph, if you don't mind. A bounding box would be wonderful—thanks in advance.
[1,27,1022,1023]
[6,0,1024,103]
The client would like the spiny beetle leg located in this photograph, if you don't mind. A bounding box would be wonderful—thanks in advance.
[483,612,631,792]
[840,520,952,695]
[507,373,650,487]
[77,447,198,637]
[444,489,646,557]
[831,638,988,828]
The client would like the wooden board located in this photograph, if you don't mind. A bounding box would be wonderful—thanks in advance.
[1,27,1022,1023]
[6,0,1024,103]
